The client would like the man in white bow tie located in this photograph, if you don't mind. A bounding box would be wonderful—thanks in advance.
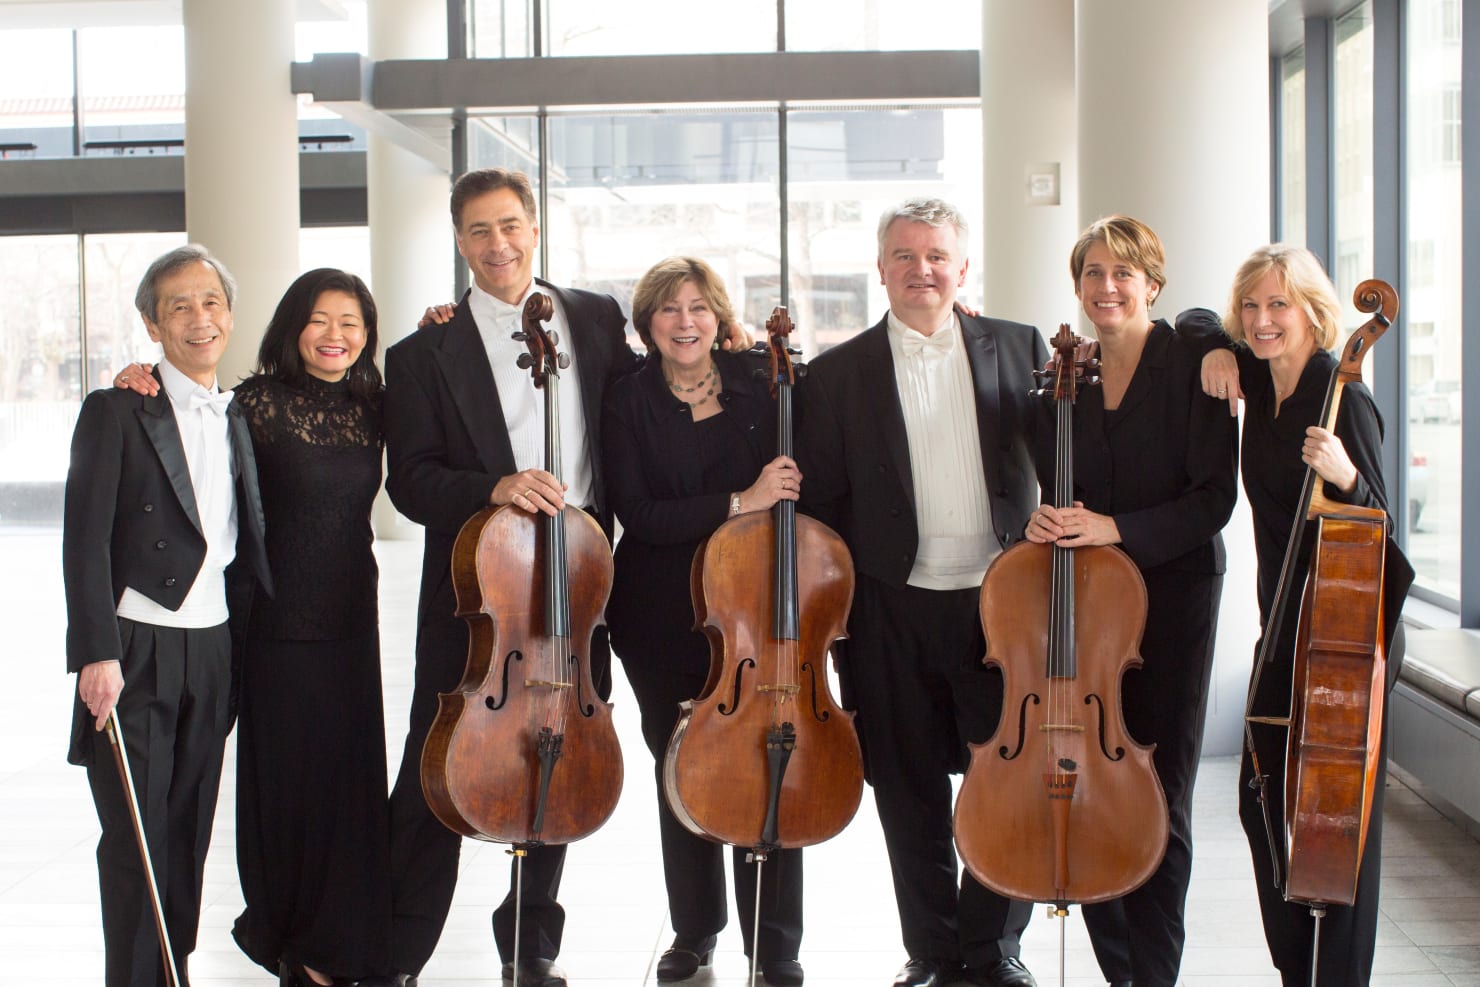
[63,244,272,987]
[797,198,1048,987]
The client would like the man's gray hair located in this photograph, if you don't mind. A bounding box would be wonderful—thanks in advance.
[876,197,969,257]
[134,244,237,322]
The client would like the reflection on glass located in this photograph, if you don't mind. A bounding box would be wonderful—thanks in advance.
[83,232,187,391]
[1280,48,1306,246]
[1403,0,1462,599]
[78,26,185,157]
[1332,3,1373,323]
[0,29,74,159]
[544,0,774,55]
[786,106,983,352]
[0,236,81,526]
[536,109,780,351]
[787,0,981,52]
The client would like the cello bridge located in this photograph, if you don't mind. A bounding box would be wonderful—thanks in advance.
[1037,724,1085,733]
[524,679,573,690]
[758,684,801,695]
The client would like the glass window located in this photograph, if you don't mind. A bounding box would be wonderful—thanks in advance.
[77,26,185,157]
[1332,3,1373,330]
[301,227,373,288]
[786,105,983,353]
[83,232,187,390]
[0,29,75,159]
[1280,48,1307,246]
[537,108,780,350]
[0,236,81,527]
[469,0,535,58]
[1404,0,1462,599]
[787,0,980,51]
[544,0,776,55]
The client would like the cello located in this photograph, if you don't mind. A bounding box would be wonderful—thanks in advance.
[1243,279,1408,983]
[420,294,623,972]
[663,307,863,985]
[955,324,1168,969]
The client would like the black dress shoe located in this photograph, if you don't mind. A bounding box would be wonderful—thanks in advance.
[894,957,962,987]
[500,957,567,987]
[656,935,717,981]
[971,956,1037,987]
[356,975,415,987]
[1108,981,1133,987]
[763,957,804,985]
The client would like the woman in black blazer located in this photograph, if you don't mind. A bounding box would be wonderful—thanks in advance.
[1024,216,1238,987]
[601,257,804,987]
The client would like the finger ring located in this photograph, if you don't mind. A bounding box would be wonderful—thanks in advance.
[1218,386,1227,394]
[120,376,129,383]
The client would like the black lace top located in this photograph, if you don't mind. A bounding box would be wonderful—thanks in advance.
[233,374,383,641]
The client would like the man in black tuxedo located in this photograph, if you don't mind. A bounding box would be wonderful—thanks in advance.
[64,244,271,987]
[379,167,673,987]
[798,198,1046,987]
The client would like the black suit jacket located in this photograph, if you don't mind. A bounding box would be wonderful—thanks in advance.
[62,368,272,759]
[798,311,1049,588]
[384,279,641,631]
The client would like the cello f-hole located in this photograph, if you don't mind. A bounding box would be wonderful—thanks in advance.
[717,657,757,715]
[483,650,523,711]
[1084,693,1126,761]
[801,660,832,723]
[999,693,1040,760]
[568,653,596,718]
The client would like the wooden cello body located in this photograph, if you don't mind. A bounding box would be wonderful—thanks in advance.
[955,325,1168,906]
[1245,279,1400,910]
[420,293,623,846]
[663,308,864,852]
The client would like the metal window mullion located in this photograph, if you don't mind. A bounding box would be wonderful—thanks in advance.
[1305,15,1335,270]
[1373,0,1405,541]
[1462,0,1479,626]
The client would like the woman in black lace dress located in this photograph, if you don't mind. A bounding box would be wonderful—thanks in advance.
[116,268,390,986]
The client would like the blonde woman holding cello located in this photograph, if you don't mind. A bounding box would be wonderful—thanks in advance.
[1201,244,1411,985]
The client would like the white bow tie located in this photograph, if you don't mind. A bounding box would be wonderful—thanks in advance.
[898,328,955,358]
[188,388,234,416]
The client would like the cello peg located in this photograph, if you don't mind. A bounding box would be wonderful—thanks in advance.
[517,354,534,370]
[512,331,529,342]
[547,330,561,346]
[557,354,571,370]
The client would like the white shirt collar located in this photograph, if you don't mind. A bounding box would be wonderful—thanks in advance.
[887,308,959,355]
[157,357,222,409]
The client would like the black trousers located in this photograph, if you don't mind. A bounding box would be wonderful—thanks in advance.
[386,614,611,973]
[1081,568,1222,987]
[1239,638,1388,987]
[842,574,1033,969]
[82,619,232,987]
[620,651,803,962]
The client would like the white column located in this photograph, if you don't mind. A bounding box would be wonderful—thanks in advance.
[981,0,1079,328]
[368,0,451,539]
[181,0,301,386]
[1076,0,1269,756]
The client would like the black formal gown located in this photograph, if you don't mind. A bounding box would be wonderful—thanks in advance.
[1234,344,1410,987]
[1031,319,1238,987]
[229,373,392,980]
[602,349,804,964]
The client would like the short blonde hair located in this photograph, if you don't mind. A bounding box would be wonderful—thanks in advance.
[1069,216,1167,302]
[630,256,737,350]
[1223,243,1341,351]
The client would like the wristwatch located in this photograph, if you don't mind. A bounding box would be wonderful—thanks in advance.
[729,492,742,517]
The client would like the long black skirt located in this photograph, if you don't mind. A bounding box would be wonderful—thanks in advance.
[231,631,392,980]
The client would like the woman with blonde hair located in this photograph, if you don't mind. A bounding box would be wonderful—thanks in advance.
[1201,243,1410,985]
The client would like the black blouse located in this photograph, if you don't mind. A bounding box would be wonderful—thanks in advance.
[1033,319,1239,574]
[601,349,776,665]
[233,374,384,641]
[1234,345,1387,623]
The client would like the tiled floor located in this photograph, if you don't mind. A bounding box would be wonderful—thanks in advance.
[6,531,1479,986]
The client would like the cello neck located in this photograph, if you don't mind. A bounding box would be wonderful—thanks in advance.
[543,368,570,639]
[773,368,799,643]
[1049,390,1076,680]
